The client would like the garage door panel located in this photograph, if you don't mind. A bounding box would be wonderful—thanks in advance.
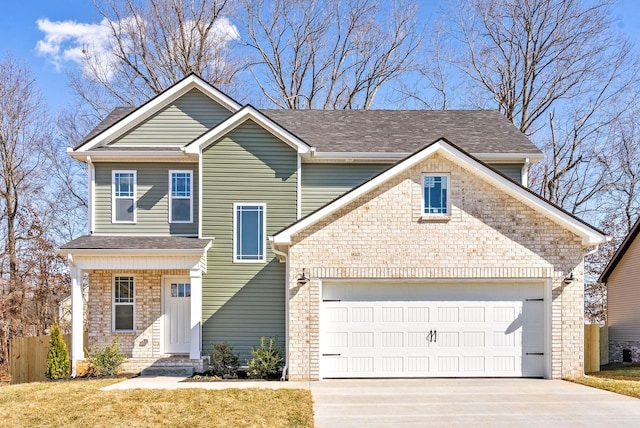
[321,282,546,378]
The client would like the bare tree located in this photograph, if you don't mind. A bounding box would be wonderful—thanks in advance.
[71,0,240,119]
[0,57,68,366]
[444,0,631,135]
[240,0,421,109]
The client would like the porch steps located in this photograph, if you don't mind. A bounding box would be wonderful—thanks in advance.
[122,356,205,377]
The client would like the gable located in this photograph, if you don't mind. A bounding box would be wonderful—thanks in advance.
[288,153,584,272]
[109,88,233,147]
[273,139,605,247]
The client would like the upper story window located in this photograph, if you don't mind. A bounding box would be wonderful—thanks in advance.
[233,203,266,263]
[169,170,193,223]
[422,174,449,216]
[113,275,135,332]
[112,171,136,223]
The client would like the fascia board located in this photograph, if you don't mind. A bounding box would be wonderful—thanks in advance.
[438,149,606,246]
[273,142,443,244]
[68,149,198,162]
[273,139,605,247]
[184,106,312,154]
[304,151,543,163]
[58,248,207,257]
[74,75,241,152]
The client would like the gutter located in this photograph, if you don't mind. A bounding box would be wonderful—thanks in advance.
[270,238,289,381]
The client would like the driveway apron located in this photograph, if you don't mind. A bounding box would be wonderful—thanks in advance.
[309,378,640,427]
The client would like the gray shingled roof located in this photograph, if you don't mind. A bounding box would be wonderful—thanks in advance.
[60,235,211,251]
[263,109,539,154]
[76,107,134,149]
[78,106,541,156]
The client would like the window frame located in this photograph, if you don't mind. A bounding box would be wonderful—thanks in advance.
[168,170,193,223]
[112,275,135,333]
[421,173,450,217]
[112,170,137,223]
[233,202,267,263]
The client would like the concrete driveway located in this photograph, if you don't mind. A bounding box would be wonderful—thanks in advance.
[310,378,640,427]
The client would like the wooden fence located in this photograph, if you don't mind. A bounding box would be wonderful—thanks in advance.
[584,324,608,373]
[10,333,87,384]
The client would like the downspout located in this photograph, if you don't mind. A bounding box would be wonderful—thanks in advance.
[87,156,95,234]
[271,239,289,381]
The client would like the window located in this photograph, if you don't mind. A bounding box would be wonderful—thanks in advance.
[422,174,449,216]
[112,171,136,223]
[233,203,266,262]
[113,276,134,331]
[169,170,193,223]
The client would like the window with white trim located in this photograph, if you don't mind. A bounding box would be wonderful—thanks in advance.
[422,174,449,216]
[112,171,136,223]
[113,276,135,331]
[233,203,266,262]
[169,170,193,223]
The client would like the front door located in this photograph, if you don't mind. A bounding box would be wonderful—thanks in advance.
[163,278,191,354]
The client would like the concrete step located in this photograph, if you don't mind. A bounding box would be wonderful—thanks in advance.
[140,366,195,377]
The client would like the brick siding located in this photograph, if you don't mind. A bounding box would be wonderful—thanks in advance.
[286,153,585,380]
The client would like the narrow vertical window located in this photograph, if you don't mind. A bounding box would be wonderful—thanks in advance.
[423,174,449,216]
[112,171,136,223]
[113,276,134,331]
[233,203,266,262]
[169,170,192,223]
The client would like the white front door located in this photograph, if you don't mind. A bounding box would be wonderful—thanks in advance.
[321,281,546,378]
[164,278,191,354]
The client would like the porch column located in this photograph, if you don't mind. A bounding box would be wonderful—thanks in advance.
[70,263,85,377]
[189,268,202,359]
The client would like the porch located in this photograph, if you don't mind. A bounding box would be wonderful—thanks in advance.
[59,236,212,376]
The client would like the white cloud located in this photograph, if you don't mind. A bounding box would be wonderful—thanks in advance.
[36,18,113,71]
[36,15,240,80]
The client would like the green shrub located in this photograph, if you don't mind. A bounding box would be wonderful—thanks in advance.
[209,342,240,378]
[247,337,283,379]
[45,323,70,379]
[85,339,126,376]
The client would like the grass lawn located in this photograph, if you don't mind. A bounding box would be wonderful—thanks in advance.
[568,363,640,399]
[0,377,314,427]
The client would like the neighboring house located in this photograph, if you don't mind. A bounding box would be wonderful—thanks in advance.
[599,218,640,363]
[59,74,607,380]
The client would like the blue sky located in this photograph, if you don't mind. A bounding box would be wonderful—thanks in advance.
[1,0,639,112]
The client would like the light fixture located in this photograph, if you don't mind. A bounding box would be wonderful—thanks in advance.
[563,273,576,285]
[297,269,309,284]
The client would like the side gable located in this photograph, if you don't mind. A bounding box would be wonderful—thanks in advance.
[74,74,242,152]
[272,138,606,248]
[110,88,234,147]
[185,105,312,155]
[599,217,640,282]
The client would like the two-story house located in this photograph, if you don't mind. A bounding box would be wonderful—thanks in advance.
[60,75,606,380]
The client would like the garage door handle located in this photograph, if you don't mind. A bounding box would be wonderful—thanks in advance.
[322,353,341,357]
[526,352,544,355]
[323,299,341,302]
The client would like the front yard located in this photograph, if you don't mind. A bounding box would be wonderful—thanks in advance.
[0,377,314,427]
[568,363,640,399]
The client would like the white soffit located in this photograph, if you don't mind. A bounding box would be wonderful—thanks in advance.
[184,105,312,155]
[74,75,242,152]
[272,139,605,247]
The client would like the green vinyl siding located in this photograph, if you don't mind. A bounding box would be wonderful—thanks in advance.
[110,89,233,146]
[301,163,390,215]
[489,163,523,183]
[94,162,198,235]
[201,119,297,359]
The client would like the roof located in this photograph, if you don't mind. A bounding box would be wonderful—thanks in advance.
[272,138,606,248]
[78,107,542,156]
[77,107,133,148]
[60,235,212,251]
[263,109,540,155]
[599,218,640,283]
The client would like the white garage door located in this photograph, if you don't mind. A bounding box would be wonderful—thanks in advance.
[321,281,545,378]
